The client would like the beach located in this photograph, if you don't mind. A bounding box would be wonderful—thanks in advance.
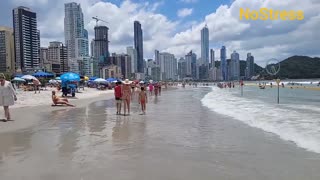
[0,86,320,179]
[0,88,113,133]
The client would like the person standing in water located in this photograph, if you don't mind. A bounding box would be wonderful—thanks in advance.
[148,83,154,96]
[122,79,132,116]
[139,87,148,114]
[114,81,122,115]
[158,82,162,96]
[0,73,17,121]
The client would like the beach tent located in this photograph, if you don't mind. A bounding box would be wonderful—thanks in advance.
[21,75,37,80]
[33,71,54,77]
[12,77,26,82]
[60,72,80,82]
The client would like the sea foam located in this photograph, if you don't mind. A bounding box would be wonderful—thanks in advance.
[201,87,320,154]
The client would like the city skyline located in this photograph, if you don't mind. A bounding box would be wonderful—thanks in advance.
[0,0,317,67]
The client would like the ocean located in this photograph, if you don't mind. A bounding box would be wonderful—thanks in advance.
[201,82,320,154]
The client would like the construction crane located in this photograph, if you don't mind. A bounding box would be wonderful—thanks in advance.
[92,16,108,26]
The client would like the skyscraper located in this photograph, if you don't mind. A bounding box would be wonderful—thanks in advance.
[94,26,109,65]
[0,27,15,74]
[246,53,255,79]
[13,6,39,72]
[155,50,160,65]
[201,25,209,65]
[47,42,68,74]
[210,49,215,69]
[64,2,89,74]
[185,51,197,80]
[134,21,144,73]
[220,46,227,81]
[127,46,137,73]
[231,51,240,80]
[159,52,177,80]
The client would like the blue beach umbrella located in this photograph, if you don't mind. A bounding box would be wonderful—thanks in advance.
[60,72,80,82]
[33,71,53,77]
[106,77,116,82]
[89,77,98,81]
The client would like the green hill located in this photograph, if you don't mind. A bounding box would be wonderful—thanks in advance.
[276,56,320,79]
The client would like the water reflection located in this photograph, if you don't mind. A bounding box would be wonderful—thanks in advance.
[0,129,33,163]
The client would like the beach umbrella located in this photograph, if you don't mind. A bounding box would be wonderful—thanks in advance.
[14,74,23,78]
[21,75,37,80]
[12,77,26,82]
[84,76,89,81]
[89,77,98,81]
[49,79,57,83]
[106,77,116,82]
[60,72,80,82]
[33,71,53,77]
[139,81,145,84]
[94,78,108,83]
[55,77,61,80]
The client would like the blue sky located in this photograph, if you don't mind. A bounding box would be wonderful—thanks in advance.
[0,0,319,65]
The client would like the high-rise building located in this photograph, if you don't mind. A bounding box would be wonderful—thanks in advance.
[64,2,89,74]
[230,51,240,80]
[127,46,137,73]
[40,47,50,71]
[112,53,132,79]
[155,50,160,65]
[159,52,177,80]
[134,21,144,73]
[94,26,109,65]
[178,57,187,80]
[0,27,15,74]
[13,6,39,72]
[210,49,215,69]
[246,53,255,79]
[48,41,68,74]
[185,51,197,79]
[201,24,209,65]
[220,46,227,81]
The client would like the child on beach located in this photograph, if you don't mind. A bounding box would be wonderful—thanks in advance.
[139,87,148,114]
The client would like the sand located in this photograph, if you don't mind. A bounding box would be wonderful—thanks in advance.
[1,87,320,180]
[0,88,114,133]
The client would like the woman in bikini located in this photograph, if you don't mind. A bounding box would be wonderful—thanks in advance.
[52,91,75,107]
[122,79,132,116]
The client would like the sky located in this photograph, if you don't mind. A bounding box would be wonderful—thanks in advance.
[1,0,319,66]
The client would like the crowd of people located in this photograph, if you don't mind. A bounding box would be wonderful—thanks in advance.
[114,79,164,116]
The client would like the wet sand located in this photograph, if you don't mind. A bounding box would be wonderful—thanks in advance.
[0,87,320,180]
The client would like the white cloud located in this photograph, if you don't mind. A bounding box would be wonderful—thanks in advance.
[177,8,193,18]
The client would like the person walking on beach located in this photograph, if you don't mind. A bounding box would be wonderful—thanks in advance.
[122,79,132,116]
[0,73,17,121]
[148,83,154,96]
[139,87,148,114]
[33,78,41,94]
[158,82,162,96]
[114,81,122,115]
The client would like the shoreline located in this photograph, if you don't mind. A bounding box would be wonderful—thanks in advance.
[0,90,114,133]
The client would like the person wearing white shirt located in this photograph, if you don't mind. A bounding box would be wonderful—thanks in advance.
[0,73,17,121]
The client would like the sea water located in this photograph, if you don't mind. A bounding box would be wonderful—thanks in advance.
[201,84,320,153]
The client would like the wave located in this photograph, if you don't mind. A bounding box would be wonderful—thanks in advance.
[201,87,320,154]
